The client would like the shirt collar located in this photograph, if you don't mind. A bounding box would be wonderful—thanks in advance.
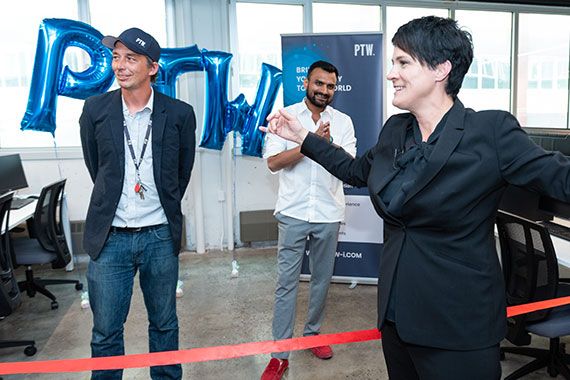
[411,108,450,146]
[300,97,333,117]
[122,88,154,117]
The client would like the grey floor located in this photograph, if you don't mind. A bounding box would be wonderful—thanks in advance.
[0,247,566,379]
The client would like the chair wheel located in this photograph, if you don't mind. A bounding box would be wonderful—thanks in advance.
[75,283,83,291]
[500,351,505,361]
[24,345,37,356]
[51,301,59,310]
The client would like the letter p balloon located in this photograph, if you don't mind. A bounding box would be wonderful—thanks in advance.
[21,19,114,135]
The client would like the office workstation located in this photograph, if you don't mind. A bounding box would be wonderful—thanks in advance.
[1,0,570,379]
[0,154,82,357]
[0,155,37,231]
[0,155,40,357]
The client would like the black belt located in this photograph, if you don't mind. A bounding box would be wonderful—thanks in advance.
[110,224,165,233]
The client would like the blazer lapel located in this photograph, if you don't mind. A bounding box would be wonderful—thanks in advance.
[375,180,403,227]
[403,100,466,205]
[372,114,413,196]
[371,114,414,226]
[151,93,167,191]
[109,90,125,169]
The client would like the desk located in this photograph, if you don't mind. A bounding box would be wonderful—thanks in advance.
[549,218,570,268]
[7,200,37,231]
[551,235,570,268]
[1,199,37,234]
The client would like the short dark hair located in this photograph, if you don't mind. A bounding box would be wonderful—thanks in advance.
[145,56,158,83]
[392,16,473,99]
[307,60,339,81]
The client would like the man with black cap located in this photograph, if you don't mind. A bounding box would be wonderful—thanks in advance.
[80,27,195,380]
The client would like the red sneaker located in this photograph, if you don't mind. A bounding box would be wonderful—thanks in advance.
[260,358,289,380]
[309,345,333,359]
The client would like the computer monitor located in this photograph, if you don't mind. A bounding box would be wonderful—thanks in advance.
[0,154,29,195]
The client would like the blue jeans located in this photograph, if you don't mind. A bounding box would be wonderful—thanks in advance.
[87,225,181,380]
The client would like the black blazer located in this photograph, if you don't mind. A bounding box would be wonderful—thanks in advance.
[301,100,570,350]
[80,89,196,260]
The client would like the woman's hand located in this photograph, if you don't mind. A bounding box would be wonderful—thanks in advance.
[260,109,309,144]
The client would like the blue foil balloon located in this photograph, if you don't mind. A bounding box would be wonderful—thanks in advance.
[200,51,282,157]
[21,18,114,135]
[225,94,249,135]
[200,50,233,150]
[21,17,281,157]
[240,63,282,157]
[155,45,204,97]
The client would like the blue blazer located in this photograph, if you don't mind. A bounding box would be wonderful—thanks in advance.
[80,89,196,259]
[301,99,570,350]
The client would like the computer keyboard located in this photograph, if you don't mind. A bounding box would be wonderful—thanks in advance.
[10,197,35,210]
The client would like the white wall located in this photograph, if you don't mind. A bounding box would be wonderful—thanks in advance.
[17,0,279,251]
[20,151,92,222]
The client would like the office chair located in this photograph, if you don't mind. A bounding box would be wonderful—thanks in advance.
[496,210,570,379]
[0,192,36,356]
[10,179,82,310]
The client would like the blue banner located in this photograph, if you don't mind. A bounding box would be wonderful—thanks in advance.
[281,33,383,282]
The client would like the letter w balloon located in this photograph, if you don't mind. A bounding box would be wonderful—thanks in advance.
[201,51,282,157]
[21,19,114,135]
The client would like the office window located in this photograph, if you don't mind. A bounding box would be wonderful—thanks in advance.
[235,3,303,107]
[89,0,167,93]
[517,13,569,129]
[312,3,381,33]
[89,0,167,48]
[557,60,568,90]
[0,1,79,148]
[0,0,167,149]
[385,7,448,117]
[456,10,512,112]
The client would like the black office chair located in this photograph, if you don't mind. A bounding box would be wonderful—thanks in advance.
[0,192,36,356]
[497,210,570,379]
[10,179,82,310]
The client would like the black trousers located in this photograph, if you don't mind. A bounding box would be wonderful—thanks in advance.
[381,321,501,380]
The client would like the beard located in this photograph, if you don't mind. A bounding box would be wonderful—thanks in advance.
[306,90,332,109]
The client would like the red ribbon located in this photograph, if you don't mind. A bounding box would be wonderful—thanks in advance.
[1,295,570,375]
[506,295,570,318]
[0,329,380,374]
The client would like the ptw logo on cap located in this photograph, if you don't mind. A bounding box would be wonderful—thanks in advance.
[102,27,161,62]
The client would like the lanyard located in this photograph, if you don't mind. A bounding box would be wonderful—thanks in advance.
[123,117,152,184]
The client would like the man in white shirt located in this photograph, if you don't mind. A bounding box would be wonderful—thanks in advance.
[260,60,356,380]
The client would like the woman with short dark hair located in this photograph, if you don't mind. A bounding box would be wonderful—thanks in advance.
[262,16,570,379]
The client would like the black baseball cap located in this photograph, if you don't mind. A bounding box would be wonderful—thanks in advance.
[102,27,161,62]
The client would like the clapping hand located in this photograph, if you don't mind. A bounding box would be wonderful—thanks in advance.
[314,121,330,141]
[260,109,309,144]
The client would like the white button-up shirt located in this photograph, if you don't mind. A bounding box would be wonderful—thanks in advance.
[263,99,357,223]
[112,90,168,227]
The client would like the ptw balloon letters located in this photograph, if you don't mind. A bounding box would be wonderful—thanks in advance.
[21,18,282,157]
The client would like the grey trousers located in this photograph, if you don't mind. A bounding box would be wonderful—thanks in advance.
[271,212,340,359]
